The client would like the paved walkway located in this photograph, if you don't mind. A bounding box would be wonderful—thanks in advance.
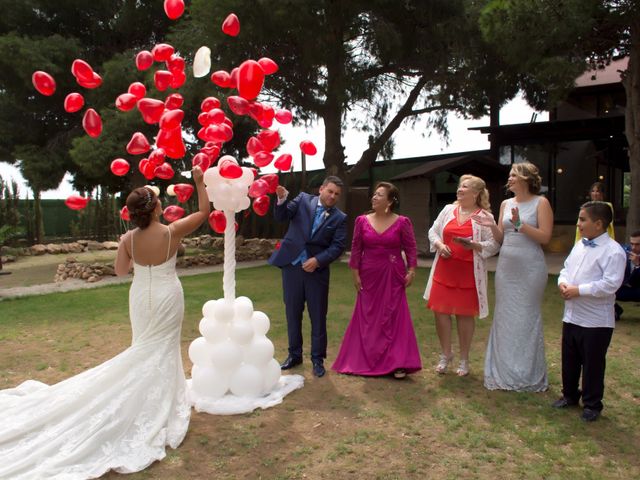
[0,253,568,301]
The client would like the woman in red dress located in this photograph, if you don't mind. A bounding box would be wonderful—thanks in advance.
[424,175,499,376]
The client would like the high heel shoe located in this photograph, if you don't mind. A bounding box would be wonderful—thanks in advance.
[435,353,454,374]
[456,360,469,377]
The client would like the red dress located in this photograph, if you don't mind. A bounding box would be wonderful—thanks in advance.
[427,209,479,316]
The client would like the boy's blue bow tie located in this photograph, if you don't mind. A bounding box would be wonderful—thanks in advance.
[582,238,597,248]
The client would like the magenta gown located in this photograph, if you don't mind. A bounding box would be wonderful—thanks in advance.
[332,215,422,376]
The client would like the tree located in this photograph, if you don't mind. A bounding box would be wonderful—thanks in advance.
[171,0,493,188]
[0,0,173,240]
[479,0,640,235]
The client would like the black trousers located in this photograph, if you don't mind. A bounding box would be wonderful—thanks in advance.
[281,263,329,361]
[561,322,613,411]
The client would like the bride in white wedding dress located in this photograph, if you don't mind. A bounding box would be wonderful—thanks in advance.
[0,167,210,479]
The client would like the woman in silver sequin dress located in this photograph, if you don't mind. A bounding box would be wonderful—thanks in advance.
[473,162,554,392]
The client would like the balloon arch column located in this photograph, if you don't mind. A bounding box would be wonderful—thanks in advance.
[187,161,303,415]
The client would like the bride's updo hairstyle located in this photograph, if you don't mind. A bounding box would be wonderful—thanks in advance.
[126,187,159,229]
[510,161,542,195]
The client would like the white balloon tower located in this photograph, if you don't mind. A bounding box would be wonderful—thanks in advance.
[187,156,303,415]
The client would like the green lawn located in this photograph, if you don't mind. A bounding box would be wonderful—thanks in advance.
[1,263,639,479]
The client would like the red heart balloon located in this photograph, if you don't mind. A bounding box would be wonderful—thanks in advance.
[137,98,166,124]
[275,109,293,124]
[154,70,173,91]
[120,205,130,221]
[71,59,94,83]
[32,71,56,96]
[258,57,278,75]
[252,195,270,216]
[202,142,221,156]
[219,157,243,179]
[77,72,102,89]
[138,158,156,180]
[64,93,84,113]
[248,102,264,121]
[110,158,130,176]
[169,70,186,89]
[253,151,274,168]
[136,50,154,71]
[207,108,226,124]
[300,140,318,156]
[261,173,279,193]
[152,43,175,62]
[163,205,185,223]
[208,210,226,233]
[173,183,194,202]
[248,179,269,198]
[128,82,147,99]
[237,60,265,100]
[65,195,90,211]
[154,162,175,180]
[115,93,138,111]
[229,68,239,89]
[164,0,185,20]
[149,148,166,166]
[203,125,225,143]
[227,95,250,115]
[82,109,102,138]
[156,127,186,159]
[159,109,184,130]
[165,93,184,110]
[222,13,240,37]
[274,153,293,171]
[257,129,280,152]
[210,70,231,88]
[166,54,185,74]
[201,97,221,112]
[192,152,211,171]
[246,137,265,157]
[126,132,151,155]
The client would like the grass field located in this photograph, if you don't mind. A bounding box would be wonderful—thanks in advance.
[1,263,639,479]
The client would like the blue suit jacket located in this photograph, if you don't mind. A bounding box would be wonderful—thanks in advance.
[268,192,347,269]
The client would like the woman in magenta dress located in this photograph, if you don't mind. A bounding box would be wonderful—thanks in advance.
[332,182,422,379]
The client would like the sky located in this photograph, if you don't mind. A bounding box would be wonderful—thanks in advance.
[0,93,547,199]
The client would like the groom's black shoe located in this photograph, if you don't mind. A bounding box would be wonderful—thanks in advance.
[312,359,325,378]
[552,397,579,409]
[280,355,302,370]
[581,408,600,422]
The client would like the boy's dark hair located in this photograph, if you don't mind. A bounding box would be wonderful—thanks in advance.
[322,176,344,188]
[581,201,613,229]
[630,230,640,238]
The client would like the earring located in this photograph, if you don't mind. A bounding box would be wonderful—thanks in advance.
[385,206,389,214]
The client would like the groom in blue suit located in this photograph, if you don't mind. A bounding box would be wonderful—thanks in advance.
[269,176,347,377]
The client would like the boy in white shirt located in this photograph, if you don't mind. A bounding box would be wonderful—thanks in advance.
[554,201,626,422]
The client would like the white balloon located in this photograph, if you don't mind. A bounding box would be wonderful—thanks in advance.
[213,299,235,323]
[203,166,221,186]
[210,339,243,373]
[219,154,237,165]
[229,364,263,397]
[193,46,212,78]
[263,358,281,393]
[202,299,218,319]
[199,317,228,344]
[234,296,254,320]
[251,311,270,336]
[188,337,213,366]
[205,186,217,203]
[237,196,250,212]
[244,336,275,366]
[240,167,254,186]
[191,364,202,379]
[229,320,254,345]
[166,184,176,196]
[192,365,228,399]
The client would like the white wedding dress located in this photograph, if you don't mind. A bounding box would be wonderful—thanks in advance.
[0,232,190,479]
